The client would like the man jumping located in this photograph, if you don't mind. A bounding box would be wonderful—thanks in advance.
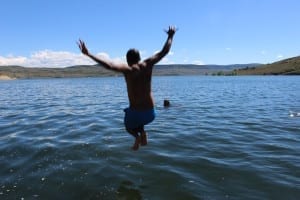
[78,26,176,150]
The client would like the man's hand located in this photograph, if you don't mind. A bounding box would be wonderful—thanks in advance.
[164,26,177,37]
[78,39,89,55]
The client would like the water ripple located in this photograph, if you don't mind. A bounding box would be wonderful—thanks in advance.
[1,77,300,199]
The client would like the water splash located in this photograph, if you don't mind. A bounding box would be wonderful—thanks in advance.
[289,111,300,118]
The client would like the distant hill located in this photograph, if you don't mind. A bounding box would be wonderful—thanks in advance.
[154,64,258,76]
[1,55,300,79]
[234,56,300,75]
[0,65,117,79]
[0,64,257,79]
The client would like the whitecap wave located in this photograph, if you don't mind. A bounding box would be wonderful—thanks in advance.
[289,111,300,117]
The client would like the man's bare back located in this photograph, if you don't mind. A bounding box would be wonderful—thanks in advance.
[78,26,176,150]
[124,62,154,110]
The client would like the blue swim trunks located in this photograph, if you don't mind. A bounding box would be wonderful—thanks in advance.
[124,107,156,129]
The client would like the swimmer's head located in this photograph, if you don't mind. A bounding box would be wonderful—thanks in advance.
[164,99,170,107]
[126,48,141,66]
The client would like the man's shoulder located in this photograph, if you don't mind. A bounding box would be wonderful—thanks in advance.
[139,61,153,68]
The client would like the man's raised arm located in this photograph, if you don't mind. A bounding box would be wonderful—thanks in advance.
[78,39,129,73]
[144,26,177,66]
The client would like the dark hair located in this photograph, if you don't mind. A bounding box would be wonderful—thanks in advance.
[126,48,141,65]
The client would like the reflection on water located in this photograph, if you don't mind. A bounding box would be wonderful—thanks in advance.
[0,76,300,199]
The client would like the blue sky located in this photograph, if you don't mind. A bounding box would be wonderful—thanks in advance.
[1,0,300,67]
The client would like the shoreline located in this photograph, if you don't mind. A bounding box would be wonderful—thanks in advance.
[0,75,16,80]
[0,74,299,80]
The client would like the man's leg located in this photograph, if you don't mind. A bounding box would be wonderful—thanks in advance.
[138,126,147,146]
[126,127,141,150]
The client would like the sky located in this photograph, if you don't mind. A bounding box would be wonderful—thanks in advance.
[1,0,300,67]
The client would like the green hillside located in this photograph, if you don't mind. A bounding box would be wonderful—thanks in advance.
[0,64,255,79]
[234,56,300,75]
[0,65,117,79]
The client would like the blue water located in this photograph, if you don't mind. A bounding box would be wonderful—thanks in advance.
[0,76,300,200]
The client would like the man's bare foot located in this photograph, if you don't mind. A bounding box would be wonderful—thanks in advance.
[132,136,141,151]
[140,131,147,146]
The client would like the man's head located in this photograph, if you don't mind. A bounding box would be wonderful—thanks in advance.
[126,48,141,66]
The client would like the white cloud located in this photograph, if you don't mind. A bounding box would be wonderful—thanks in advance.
[0,55,28,66]
[192,60,204,65]
[183,58,189,64]
[96,52,126,64]
[0,49,179,67]
[225,48,232,51]
[0,50,125,68]
[277,54,283,59]
[96,52,110,60]
[160,57,175,64]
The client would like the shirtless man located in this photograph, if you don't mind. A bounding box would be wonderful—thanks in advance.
[78,26,176,150]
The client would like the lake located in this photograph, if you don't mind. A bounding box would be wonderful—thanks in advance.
[0,76,300,199]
